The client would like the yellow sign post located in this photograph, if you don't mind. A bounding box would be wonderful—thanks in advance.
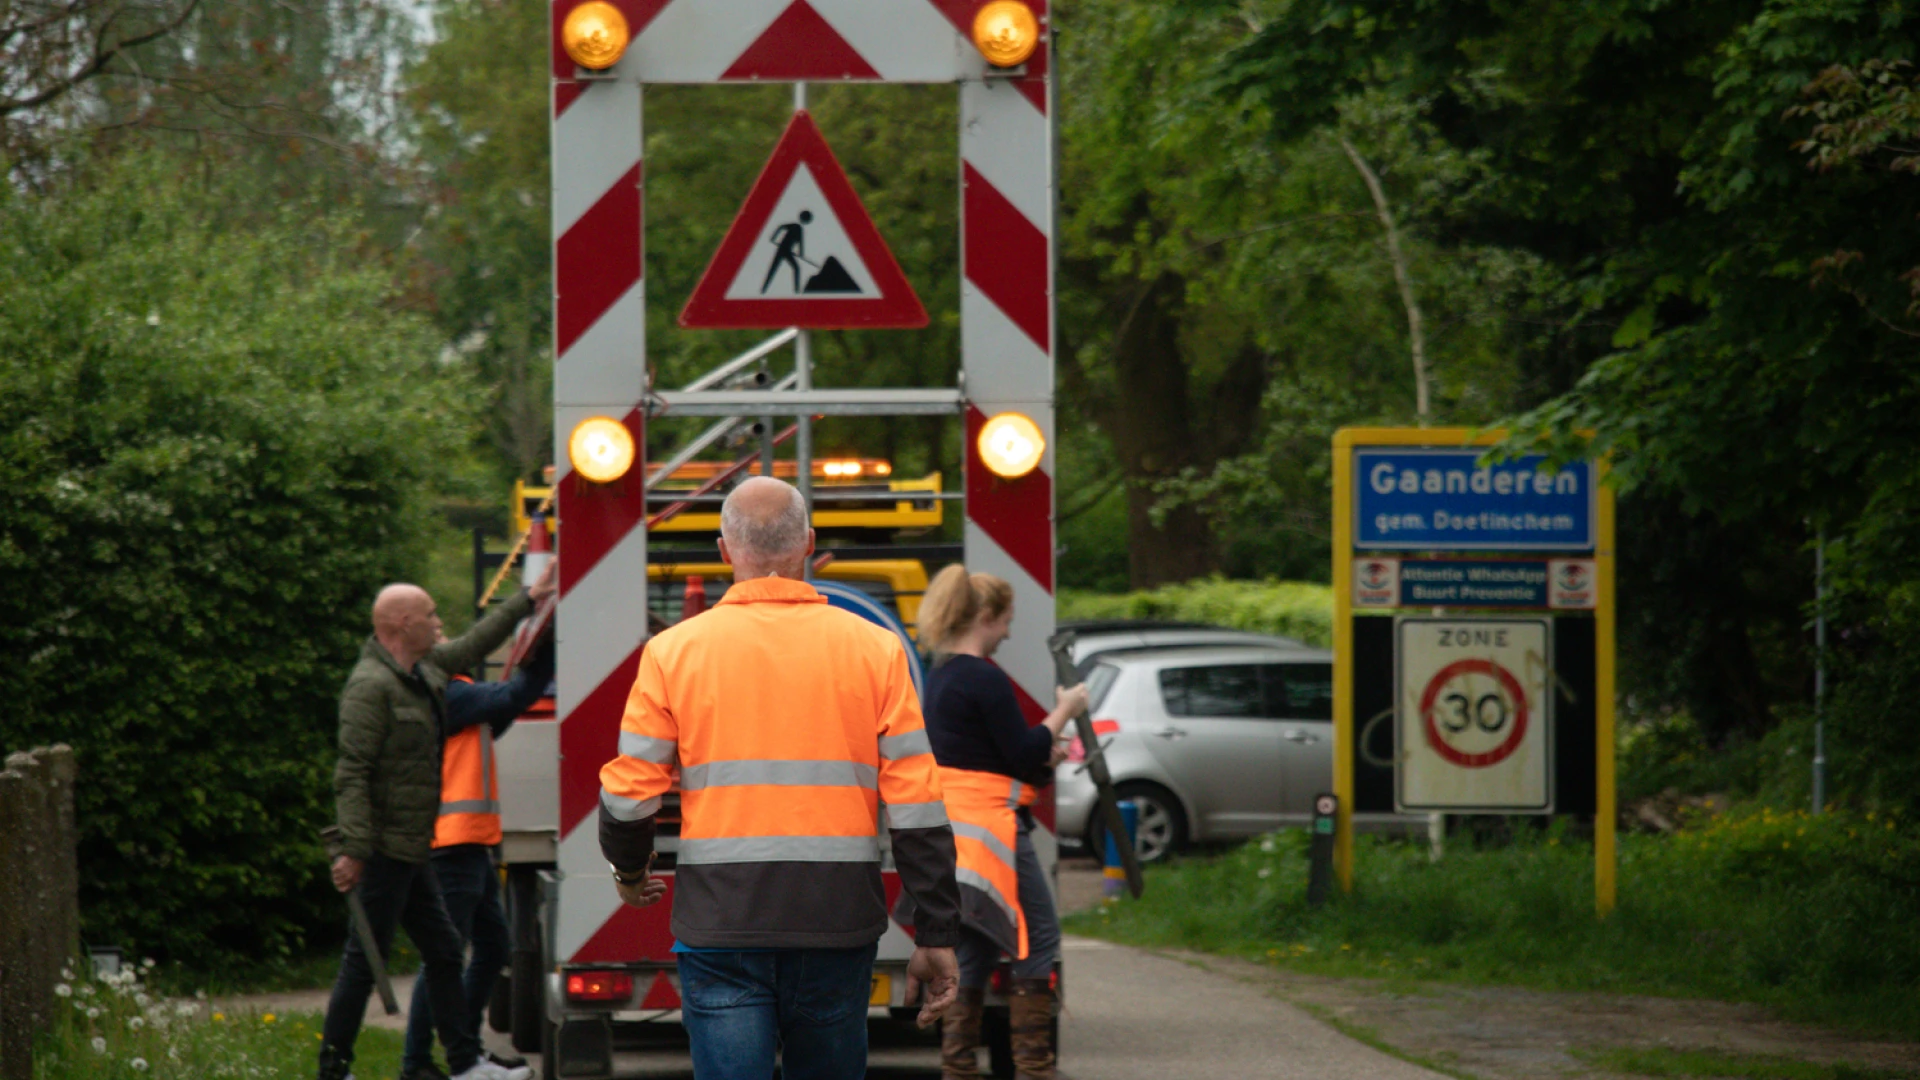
[1331,427,1616,915]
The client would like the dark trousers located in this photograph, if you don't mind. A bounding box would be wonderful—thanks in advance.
[676,943,879,1080]
[402,845,510,1073]
[319,852,480,1074]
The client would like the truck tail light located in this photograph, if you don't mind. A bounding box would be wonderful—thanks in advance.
[1065,720,1120,763]
[566,971,633,1003]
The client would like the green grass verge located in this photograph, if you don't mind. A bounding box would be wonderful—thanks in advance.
[1058,578,1333,648]
[1572,1045,1918,1079]
[1065,809,1920,1042]
[36,964,403,1079]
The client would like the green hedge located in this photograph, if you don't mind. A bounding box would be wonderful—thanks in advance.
[1058,578,1334,648]
[0,155,473,970]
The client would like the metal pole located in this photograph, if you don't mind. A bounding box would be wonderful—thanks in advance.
[1813,529,1827,816]
[791,81,814,565]
[796,329,814,508]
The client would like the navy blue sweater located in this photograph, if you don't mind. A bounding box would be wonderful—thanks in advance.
[922,654,1054,788]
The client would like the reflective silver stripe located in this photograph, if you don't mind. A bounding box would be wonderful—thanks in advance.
[439,799,501,816]
[619,732,678,765]
[600,789,661,822]
[956,866,1020,927]
[878,729,932,760]
[883,800,951,829]
[1007,778,1023,808]
[951,821,1015,866]
[678,760,879,791]
[676,835,881,865]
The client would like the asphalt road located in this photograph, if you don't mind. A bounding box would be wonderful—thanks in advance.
[455,935,1450,1079]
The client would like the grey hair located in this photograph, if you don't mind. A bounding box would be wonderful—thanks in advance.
[719,479,810,561]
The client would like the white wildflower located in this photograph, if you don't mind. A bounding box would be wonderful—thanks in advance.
[195,989,208,1000]
[168,1045,181,1062]
[1260,838,1276,853]
[176,1003,198,1017]
[54,983,72,997]
[90,1037,107,1054]
[131,1057,150,1071]
[87,1006,101,1019]
[135,992,151,1007]
[1257,867,1273,878]
[141,957,156,970]
[127,1015,145,1030]
[145,312,161,327]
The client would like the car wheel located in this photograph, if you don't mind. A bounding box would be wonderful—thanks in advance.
[1089,783,1189,865]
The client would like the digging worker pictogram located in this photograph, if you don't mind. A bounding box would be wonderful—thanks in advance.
[317,563,555,1080]
[914,565,1085,1080]
[761,209,814,294]
[598,476,962,1080]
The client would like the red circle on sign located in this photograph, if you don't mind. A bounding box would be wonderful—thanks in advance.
[1418,659,1530,768]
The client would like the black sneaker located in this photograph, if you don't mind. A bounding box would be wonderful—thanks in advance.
[483,1049,528,1070]
[399,1064,450,1080]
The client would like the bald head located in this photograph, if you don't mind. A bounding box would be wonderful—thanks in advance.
[718,477,812,579]
[372,583,441,667]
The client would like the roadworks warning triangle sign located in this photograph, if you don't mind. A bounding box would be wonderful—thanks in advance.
[679,110,927,330]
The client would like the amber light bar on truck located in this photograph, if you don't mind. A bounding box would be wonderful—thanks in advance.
[647,457,893,484]
[512,469,943,538]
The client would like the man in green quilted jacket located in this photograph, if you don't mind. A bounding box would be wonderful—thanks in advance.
[317,563,554,1080]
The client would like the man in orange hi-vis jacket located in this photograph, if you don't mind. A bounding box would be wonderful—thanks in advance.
[599,476,962,1080]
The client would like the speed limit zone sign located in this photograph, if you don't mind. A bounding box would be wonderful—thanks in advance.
[1395,616,1553,813]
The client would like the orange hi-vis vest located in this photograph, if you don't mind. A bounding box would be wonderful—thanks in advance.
[435,674,502,848]
[598,575,952,949]
[940,766,1036,959]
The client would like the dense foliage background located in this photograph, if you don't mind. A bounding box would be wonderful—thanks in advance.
[2,0,1917,972]
[0,156,472,962]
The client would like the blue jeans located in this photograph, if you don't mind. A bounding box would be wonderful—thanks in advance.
[401,846,511,1074]
[957,817,1061,986]
[675,944,878,1080]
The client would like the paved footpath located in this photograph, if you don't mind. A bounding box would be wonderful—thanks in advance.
[1056,936,1449,1080]
[232,936,1449,1078]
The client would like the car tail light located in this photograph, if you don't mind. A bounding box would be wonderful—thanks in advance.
[566,971,633,1003]
[1066,720,1120,763]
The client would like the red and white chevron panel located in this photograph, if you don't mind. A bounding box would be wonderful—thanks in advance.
[960,69,1057,857]
[550,0,1056,963]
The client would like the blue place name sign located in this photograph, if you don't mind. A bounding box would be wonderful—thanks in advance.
[1355,449,1596,552]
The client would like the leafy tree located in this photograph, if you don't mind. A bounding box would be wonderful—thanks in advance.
[1207,0,1920,783]
[0,154,473,964]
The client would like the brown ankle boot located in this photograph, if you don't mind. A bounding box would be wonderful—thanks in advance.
[1009,977,1057,1080]
[941,986,985,1079]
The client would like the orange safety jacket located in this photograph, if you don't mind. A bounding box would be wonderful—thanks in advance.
[434,675,502,849]
[597,575,963,949]
[940,766,1037,959]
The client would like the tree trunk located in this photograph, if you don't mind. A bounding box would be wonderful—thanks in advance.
[1106,272,1217,589]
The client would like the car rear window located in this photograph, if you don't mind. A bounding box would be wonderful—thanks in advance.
[1086,662,1121,713]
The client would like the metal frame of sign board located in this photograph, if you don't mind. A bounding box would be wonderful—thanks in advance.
[1393,615,1555,814]
[1351,447,1599,551]
[1332,427,1617,916]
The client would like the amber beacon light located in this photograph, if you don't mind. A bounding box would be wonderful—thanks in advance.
[563,1,631,70]
[568,417,635,484]
[971,1,1040,68]
[977,412,1045,479]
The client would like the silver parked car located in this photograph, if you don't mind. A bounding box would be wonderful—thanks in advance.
[1053,636,1413,863]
